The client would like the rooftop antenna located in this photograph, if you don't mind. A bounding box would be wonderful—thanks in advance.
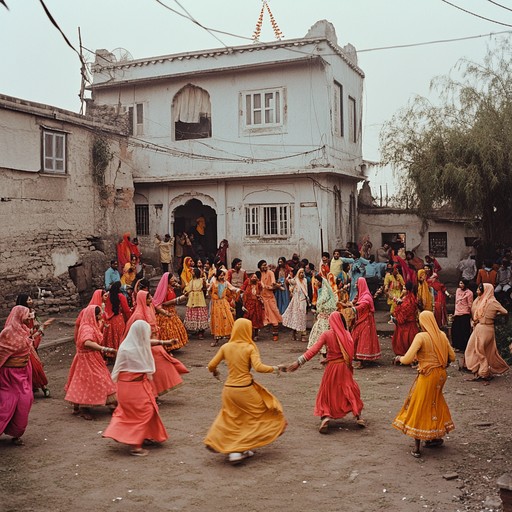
[252,0,283,43]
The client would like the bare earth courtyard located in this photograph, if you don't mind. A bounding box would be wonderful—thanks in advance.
[2,311,510,512]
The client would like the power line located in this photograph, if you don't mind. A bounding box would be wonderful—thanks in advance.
[487,0,512,14]
[440,0,512,28]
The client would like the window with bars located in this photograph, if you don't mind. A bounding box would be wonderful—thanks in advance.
[244,204,292,237]
[42,130,66,173]
[135,204,149,236]
[242,88,285,132]
[429,232,448,258]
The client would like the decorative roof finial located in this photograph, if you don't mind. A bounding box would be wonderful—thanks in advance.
[252,1,283,42]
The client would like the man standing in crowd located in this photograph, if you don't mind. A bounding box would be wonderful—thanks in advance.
[155,234,174,273]
[105,259,120,290]
[227,258,248,319]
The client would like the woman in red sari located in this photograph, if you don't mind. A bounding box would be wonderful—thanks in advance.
[117,232,133,271]
[64,305,117,420]
[102,281,131,363]
[103,320,168,457]
[153,272,188,351]
[287,311,366,433]
[428,273,449,328]
[391,281,419,356]
[125,291,189,398]
[350,278,381,368]
[242,272,265,340]
[0,306,34,445]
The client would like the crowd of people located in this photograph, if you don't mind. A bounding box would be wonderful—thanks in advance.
[1,233,511,464]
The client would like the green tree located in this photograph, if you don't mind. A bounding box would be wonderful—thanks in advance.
[380,39,512,248]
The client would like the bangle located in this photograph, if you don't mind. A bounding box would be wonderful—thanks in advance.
[297,355,307,366]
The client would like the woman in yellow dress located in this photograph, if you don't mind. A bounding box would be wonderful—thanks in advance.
[204,318,287,464]
[392,310,455,458]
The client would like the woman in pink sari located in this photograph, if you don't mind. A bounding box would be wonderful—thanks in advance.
[287,311,366,433]
[125,291,189,398]
[350,278,381,368]
[0,306,34,445]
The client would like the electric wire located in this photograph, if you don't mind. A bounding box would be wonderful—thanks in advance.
[487,0,512,13]
[440,0,512,28]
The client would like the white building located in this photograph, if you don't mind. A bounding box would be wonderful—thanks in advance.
[89,20,367,269]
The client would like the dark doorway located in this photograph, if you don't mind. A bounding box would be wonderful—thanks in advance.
[173,199,217,261]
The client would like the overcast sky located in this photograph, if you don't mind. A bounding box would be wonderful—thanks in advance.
[1,0,510,195]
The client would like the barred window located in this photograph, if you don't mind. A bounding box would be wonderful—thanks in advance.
[245,204,292,237]
[135,204,149,236]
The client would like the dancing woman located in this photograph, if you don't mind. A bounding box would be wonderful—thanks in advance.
[204,318,287,464]
[392,311,455,458]
[287,311,366,433]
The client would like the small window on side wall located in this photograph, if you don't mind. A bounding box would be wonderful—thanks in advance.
[135,204,149,236]
[43,130,66,173]
[429,232,447,258]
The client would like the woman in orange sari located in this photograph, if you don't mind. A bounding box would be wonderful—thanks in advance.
[209,268,239,347]
[103,320,168,457]
[125,291,189,398]
[464,283,509,384]
[180,256,194,290]
[393,310,455,458]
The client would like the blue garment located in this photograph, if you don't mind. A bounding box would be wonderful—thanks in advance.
[274,277,290,315]
[105,268,121,290]
[341,257,370,301]
[365,262,387,279]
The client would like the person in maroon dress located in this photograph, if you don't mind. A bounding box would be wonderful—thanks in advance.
[391,281,419,356]
[241,272,265,340]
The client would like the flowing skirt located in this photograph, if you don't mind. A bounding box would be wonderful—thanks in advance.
[274,287,290,315]
[204,381,287,453]
[464,323,509,378]
[351,312,381,361]
[0,363,33,438]
[103,314,126,355]
[314,361,363,419]
[392,367,454,440]
[392,321,419,356]
[243,300,265,330]
[183,307,209,331]
[103,373,168,446]
[157,306,189,350]
[64,351,117,406]
[30,347,48,390]
[151,346,189,397]
[281,295,307,332]
[451,314,471,352]
[210,299,234,337]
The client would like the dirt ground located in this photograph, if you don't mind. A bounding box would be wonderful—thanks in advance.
[2,309,510,512]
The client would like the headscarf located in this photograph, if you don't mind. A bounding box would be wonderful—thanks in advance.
[316,277,338,312]
[124,290,157,336]
[76,305,103,345]
[473,283,496,322]
[111,320,155,382]
[417,269,433,311]
[88,289,104,306]
[117,232,132,270]
[328,311,354,362]
[152,272,176,308]
[0,305,32,366]
[228,318,256,347]
[181,257,194,288]
[355,278,375,312]
[417,310,449,368]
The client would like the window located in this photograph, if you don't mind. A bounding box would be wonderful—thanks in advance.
[429,232,447,258]
[135,205,149,236]
[242,88,285,133]
[244,204,292,237]
[348,96,357,143]
[124,103,144,136]
[173,85,211,141]
[333,81,344,137]
[42,130,66,173]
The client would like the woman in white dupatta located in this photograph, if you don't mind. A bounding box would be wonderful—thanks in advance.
[282,268,310,342]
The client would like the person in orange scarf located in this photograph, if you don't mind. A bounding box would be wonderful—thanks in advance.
[464,283,509,383]
[64,305,117,420]
[124,291,189,398]
[103,320,168,457]
[392,310,455,458]
[180,256,194,289]
[416,269,433,312]
[204,318,287,464]
[117,232,133,271]
[0,306,34,445]
[287,311,366,433]
[257,260,282,341]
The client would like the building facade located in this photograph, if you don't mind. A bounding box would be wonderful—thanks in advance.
[0,94,134,315]
[89,20,367,270]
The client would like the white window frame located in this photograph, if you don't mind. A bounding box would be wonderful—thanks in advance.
[244,204,292,238]
[348,96,357,143]
[123,103,144,136]
[241,87,286,135]
[42,130,66,173]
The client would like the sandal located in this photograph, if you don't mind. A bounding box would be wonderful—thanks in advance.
[130,448,149,457]
[210,340,219,347]
[80,409,93,421]
[319,417,330,434]
[356,418,367,428]
[12,437,24,446]
[72,405,80,415]
[425,439,444,448]
[411,450,421,458]
[43,388,51,398]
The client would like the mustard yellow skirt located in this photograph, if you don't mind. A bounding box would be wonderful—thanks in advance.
[393,367,454,440]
